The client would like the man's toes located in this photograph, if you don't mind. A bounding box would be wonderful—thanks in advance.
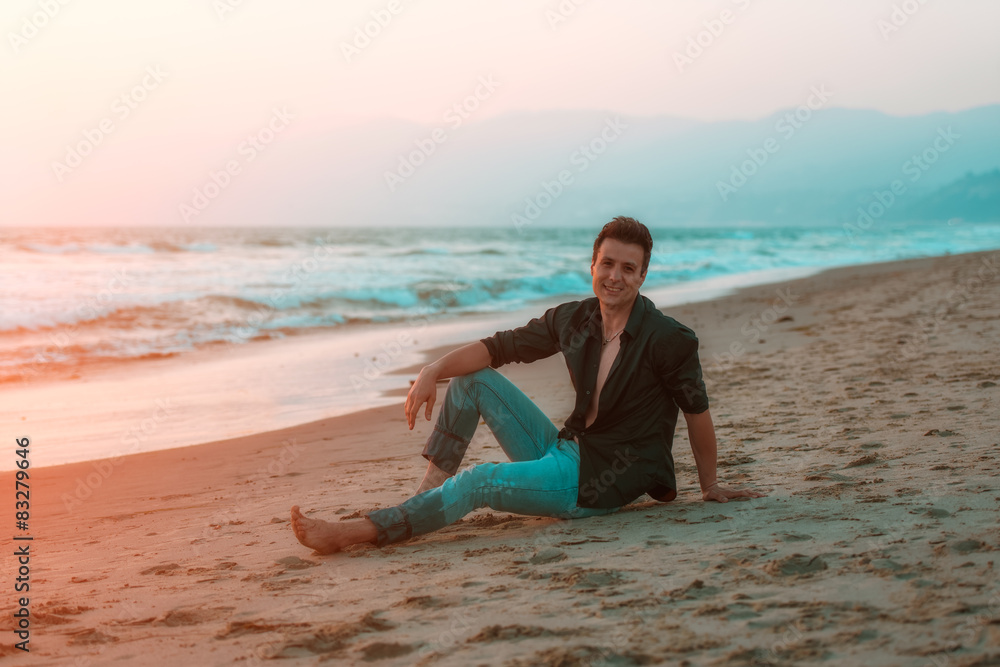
[290,507,306,535]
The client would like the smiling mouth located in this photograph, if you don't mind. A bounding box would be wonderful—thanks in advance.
[604,285,622,294]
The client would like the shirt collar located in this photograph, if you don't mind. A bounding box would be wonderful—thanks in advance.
[622,293,648,341]
[587,293,648,342]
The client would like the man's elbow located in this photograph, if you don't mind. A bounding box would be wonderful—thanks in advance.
[649,488,677,502]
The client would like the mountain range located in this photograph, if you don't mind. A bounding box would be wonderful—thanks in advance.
[219,104,1000,227]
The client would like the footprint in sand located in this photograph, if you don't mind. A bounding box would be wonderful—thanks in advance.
[66,628,119,645]
[40,603,92,616]
[845,453,879,468]
[26,602,92,630]
[155,606,235,627]
[689,514,732,524]
[950,539,984,554]
[528,548,566,565]
[669,579,723,600]
[215,619,311,639]
[272,611,396,659]
[764,553,828,577]
[548,568,627,591]
[392,595,449,609]
[467,624,584,642]
[776,533,815,542]
[511,645,641,667]
[139,562,183,576]
[275,556,320,571]
[31,611,75,627]
[356,641,415,661]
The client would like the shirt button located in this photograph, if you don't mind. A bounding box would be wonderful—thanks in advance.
[586,391,591,394]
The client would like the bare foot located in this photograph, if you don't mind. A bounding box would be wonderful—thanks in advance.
[415,461,452,495]
[289,505,377,554]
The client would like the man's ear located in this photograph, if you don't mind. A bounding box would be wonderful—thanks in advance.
[638,271,646,287]
[590,262,595,276]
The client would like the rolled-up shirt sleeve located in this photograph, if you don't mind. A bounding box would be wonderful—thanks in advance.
[655,328,709,414]
[480,307,563,368]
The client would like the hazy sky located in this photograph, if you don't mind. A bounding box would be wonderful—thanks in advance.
[3,0,998,226]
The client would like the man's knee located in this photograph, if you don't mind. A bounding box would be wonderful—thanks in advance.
[450,367,499,396]
[457,366,497,385]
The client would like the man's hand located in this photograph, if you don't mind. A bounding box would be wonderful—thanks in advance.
[403,342,493,429]
[404,366,439,430]
[701,482,766,503]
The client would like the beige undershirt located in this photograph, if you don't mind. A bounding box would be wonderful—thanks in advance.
[584,335,621,428]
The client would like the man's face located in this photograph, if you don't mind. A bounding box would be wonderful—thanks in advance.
[590,238,646,309]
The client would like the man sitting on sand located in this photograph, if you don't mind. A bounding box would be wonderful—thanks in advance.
[291,217,764,553]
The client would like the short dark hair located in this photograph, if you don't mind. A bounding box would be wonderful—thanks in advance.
[591,216,653,275]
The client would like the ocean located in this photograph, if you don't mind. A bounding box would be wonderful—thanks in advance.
[4,222,1000,386]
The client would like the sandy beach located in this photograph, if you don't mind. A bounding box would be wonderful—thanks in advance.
[4,250,999,666]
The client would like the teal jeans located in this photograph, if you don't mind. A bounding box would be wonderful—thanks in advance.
[367,368,617,546]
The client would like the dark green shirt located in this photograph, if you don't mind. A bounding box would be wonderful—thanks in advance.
[480,293,709,509]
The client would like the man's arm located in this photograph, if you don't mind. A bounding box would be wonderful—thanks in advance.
[405,342,492,429]
[685,409,766,503]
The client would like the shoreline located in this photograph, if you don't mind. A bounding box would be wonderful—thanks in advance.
[4,247,998,665]
[3,262,827,471]
[10,250,993,473]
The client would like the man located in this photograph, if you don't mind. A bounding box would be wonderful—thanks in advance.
[291,217,763,553]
